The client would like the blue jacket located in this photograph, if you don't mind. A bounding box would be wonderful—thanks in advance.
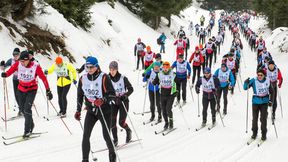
[171,60,191,79]
[143,70,160,92]
[243,78,272,105]
[159,34,167,44]
[213,68,235,88]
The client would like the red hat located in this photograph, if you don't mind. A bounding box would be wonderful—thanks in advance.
[195,46,199,50]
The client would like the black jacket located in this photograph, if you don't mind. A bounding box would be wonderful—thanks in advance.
[77,69,116,113]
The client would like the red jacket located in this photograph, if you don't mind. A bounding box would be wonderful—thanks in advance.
[5,61,50,92]
[174,39,187,49]
[189,51,204,66]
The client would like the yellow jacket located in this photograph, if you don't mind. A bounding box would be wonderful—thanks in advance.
[47,62,77,87]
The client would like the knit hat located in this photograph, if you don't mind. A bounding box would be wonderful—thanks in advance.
[55,56,63,65]
[109,61,118,70]
[154,61,161,67]
[146,46,151,51]
[19,51,29,60]
[268,60,275,65]
[195,46,199,50]
[162,61,170,68]
[13,48,20,56]
[257,68,266,75]
[155,53,161,59]
[204,67,211,74]
[86,56,98,67]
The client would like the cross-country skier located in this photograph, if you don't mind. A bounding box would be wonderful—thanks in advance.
[143,61,162,122]
[74,56,116,162]
[134,38,146,70]
[152,61,177,129]
[222,53,239,94]
[1,51,53,137]
[204,38,216,68]
[195,67,220,126]
[265,60,283,120]
[189,46,204,87]
[45,56,77,117]
[256,36,266,56]
[158,33,167,53]
[142,53,162,76]
[174,36,187,59]
[171,54,191,105]
[109,61,133,146]
[188,21,194,36]
[213,63,235,114]
[183,35,190,60]
[0,48,21,115]
[141,46,155,69]
[243,68,273,141]
[177,26,186,38]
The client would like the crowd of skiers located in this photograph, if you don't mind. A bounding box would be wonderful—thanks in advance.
[0,10,284,162]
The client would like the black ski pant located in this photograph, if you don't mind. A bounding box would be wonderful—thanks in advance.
[202,57,206,72]
[18,90,37,134]
[192,66,201,85]
[202,96,216,123]
[217,86,229,112]
[57,84,71,114]
[111,100,130,141]
[216,42,221,54]
[185,48,189,60]
[199,36,205,45]
[82,107,115,162]
[148,90,161,118]
[206,54,213,68]
[252,104,268,137]
[161,95,175,124]
[136,52,144,70]
[176,78,187,102]
[12,79,20,109]
[213,49,217,63]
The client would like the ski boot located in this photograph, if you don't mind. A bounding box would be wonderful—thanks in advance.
[149,115,155,122]
[17,111,23,116]
[157,115,162,123]
[164,122,169,130]
[261,132,267,141]
[169,119,174,129]
[60,112,66,118]
[22,132,31,139]
[126,128,132,143]
[30,122,35,133]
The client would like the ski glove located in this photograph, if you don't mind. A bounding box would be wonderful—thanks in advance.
[94,98,106,107]
[196,87,200,94]
[46,89,53,100]
[0,60,5,66]
[244,77,250,84]
[1,72,7,78]
[268,101,273,107]
[74,111,81,121]
[73,80,77,85]
[44,70,48,75]
[187,75,191,79]
[152,76,160,85]
[172,90,178,97]
[120,94,128,101]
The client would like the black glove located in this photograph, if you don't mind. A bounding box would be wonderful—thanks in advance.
[142,73,146,77]
[120,94,128,101]
[0,60,5,66]
[244,77,250,84]
[1,72,7,78]
[268,101,273,107]
[44,70,48,75]
[152,76,160,85]
[196,87,200,94]
[76,68,80,73]
[46,89,53,100]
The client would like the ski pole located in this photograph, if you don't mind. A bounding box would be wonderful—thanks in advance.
[4,79,10,110]
[213,94,225,127]
[79,121,98,161]
[277,90,283,118]
[197,93,200,117]
[49,100,72,135]
[142,82,148,116]
[178,103,191,130]
[3,78,7,131]
[270,103,278,138]
[32,103,40,117]
[154,85,157,116]
[98,105,121,162]
[246,90,249,133]
[121,101,143,148]
[188,81,194,102]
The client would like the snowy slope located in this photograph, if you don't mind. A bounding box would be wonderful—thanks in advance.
[1,2,288,162]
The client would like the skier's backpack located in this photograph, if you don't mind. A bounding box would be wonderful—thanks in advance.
[157,38,161,45]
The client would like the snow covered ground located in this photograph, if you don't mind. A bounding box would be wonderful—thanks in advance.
[0,2,287,162]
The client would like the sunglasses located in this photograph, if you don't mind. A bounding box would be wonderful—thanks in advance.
[86,65,96,69]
